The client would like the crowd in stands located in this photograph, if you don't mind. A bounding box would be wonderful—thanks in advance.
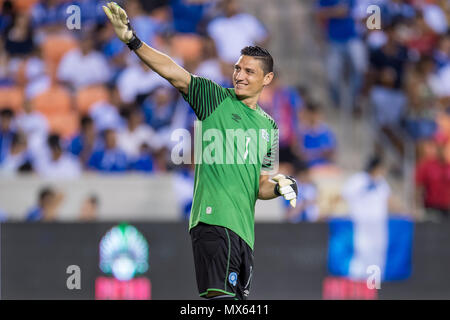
[316,0,450,219]
[0,0,342,222]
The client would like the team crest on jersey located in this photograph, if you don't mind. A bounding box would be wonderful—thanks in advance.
[261,129,269,142]
[228,272,237,286]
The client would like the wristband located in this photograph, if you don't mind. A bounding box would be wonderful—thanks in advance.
[274,184,281,197]
[126,22,142,51]
[127,35,142,51]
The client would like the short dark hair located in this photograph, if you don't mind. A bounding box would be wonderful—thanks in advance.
[0,108,14,118]
[240,46,274,74]
[47,134,61,150]
[80,115,93,129]
[39,187,55,203]
[293,159,309,174]
[305,101,321,113]
[365,155,383,173]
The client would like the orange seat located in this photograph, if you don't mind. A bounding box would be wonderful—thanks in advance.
[47,111,79,139]
[41,35,79,72]
[171,34,203,64]
[0,86,24,113]
[14,0,39,13]
[31,85,72,117]
[75,85,109,114]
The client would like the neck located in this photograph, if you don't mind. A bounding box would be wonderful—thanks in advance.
[239,95,259,110]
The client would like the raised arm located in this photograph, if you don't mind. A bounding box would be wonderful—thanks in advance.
[102,2,191,94]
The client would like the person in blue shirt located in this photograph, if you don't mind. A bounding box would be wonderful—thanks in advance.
[75,0,108,26]
[31,0,71,29]
[283,160,319,222]
[68,115,102,167]
[26,187,64,222]
[316,0,366,111]
[129,143,154,173]
[142,85,178,131]
[296,102,337,167]
[88,128,128,172]
[170,0,211,34]
[0,108,15,165]
[0,208,8,222]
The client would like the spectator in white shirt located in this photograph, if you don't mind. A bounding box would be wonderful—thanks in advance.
[15,100,49,161]
[57,33,111,91]
[89,85,124,132]
[23,47,50,100]
[341,156,395,279]
[117,107,161,162]
[117,59,168,105]
[207,0,269,64]
[35,134,81,179]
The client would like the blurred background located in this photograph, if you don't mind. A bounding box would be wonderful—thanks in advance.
[0,0,449,299]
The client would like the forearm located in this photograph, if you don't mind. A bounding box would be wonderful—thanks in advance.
[258,177,278,200]
[102,2,190,93]
[134,43,190,94]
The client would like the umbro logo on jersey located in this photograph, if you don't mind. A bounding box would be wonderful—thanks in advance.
[231,113,242,123]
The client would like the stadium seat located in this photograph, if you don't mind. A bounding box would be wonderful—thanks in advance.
[0,86,25,113]
[41,35,79,74]
[47,111,79,139]
[170,34,203,64]
[75,85,109,114]
[31,85,72,117]
[14,0,39,13]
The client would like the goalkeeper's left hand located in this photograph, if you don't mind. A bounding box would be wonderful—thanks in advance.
[102,2,134,43]
[272,174,298,208]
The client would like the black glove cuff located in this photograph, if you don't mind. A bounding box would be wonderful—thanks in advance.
[274,176,297,197]
[126,22,142,51]
[274,184,281,197]
[127,35,142,51]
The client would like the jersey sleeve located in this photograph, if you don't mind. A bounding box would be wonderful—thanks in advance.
[181,75,232,121]
[261,121,279,174]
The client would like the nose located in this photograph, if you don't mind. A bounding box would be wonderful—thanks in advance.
[235,70,245,82]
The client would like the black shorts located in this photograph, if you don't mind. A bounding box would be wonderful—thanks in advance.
[190,222,254,300]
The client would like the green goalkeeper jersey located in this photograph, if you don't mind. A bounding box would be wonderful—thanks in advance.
[182,75,278,250]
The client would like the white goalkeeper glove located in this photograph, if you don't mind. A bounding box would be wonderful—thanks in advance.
[102,2,142,50]
[272,174,298,208]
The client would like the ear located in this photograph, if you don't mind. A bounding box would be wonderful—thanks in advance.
[263,72,274,86]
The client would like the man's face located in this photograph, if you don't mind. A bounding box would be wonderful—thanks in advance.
[0,115,12,131]
[306,109,321,126]
[129,110,142,128]
[233,55,273,99]
[371,165,386,180]
[224,0,239,17]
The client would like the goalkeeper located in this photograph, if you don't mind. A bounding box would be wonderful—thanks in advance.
[103,2,298,300]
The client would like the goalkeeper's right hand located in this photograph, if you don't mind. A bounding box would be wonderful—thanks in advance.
[102,2,133,43]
